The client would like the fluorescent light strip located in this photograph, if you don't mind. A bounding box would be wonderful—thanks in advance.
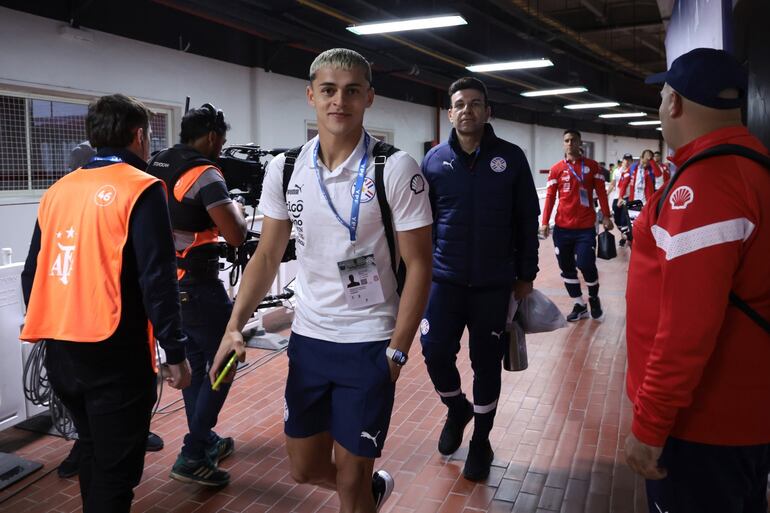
[629,120,662,126]
[521,87,588,97]
[598,112,647,119]
[564,102,620,110]
[347,15,467,35]
[656,127,663,131]
[467,59,553,72]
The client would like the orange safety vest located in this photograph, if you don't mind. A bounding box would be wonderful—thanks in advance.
[172,164,220,281]
[21,163,161,362]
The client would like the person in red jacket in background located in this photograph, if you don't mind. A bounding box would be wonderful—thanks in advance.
[624,48,770,513]
[540,129,613,322]
[617,149,663,206]
[652,150,672,184]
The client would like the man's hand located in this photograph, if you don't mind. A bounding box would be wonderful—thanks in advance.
[625,432,666,480]
[163,359,192,390]
[386,358,402,383]
[208,328,247,385]
[602,217,614,231]
[539,224,550,239]
[617,198,626,207]
[513,280,533,301]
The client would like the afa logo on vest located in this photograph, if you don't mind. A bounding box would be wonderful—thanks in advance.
[50,227,76,285]
[351,177,376,203]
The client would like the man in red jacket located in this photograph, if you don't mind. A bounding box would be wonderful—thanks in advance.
[625,48,770,513]
[540,130,613,322]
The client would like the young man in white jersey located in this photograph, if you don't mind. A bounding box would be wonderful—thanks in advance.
[211,48,433,513]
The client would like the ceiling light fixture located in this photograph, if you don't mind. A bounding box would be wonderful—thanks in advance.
[466,59,554,72]
[598,112,648,119]
[347,15,467,35]
[628,120,662,126]
[520,86,588,97]
[564,102,620,110]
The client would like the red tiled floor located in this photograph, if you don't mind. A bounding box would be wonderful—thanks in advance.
[0,234,751,512]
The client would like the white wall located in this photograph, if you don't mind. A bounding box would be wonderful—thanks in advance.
[252,69,435,160]
[0,6,659,261]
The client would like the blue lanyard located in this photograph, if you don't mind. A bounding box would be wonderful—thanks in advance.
[87,155,123,164]
[565,159,586,184]
[313,132,370,243]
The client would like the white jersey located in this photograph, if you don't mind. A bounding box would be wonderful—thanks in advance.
[259,132,433,343]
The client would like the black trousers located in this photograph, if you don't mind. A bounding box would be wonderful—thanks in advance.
[46,339,157,513]
[646,437,770,513]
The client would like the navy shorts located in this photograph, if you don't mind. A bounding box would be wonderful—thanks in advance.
[284,332,395,458]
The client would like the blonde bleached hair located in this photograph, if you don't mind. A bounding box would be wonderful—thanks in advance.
[309,48,372,85]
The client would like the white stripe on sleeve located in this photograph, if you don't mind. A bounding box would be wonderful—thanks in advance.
[546,179,557,187]
[652,218,755,261]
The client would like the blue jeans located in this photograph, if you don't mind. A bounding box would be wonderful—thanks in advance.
[179,278,233,460]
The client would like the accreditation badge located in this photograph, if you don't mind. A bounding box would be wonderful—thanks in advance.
[337,254,385,308]
[579,187,590,207]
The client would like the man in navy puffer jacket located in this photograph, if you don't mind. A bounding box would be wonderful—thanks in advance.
[419,77,540,481]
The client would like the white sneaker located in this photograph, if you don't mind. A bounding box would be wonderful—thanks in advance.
[372,469,394,512]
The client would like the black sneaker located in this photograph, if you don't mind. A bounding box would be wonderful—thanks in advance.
[146,432,164,452]
[169,453,230,487]
[566,303,589,322]
[372,469,394,512]
[206,436,234,465]
[463,439,494,482]
[57,441,80,478]
[589,296,605,322]
[438,400,474,455]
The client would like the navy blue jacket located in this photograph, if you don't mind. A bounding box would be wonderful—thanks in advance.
[422,124,540,287]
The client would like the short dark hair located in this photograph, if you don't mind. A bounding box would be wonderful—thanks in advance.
[448,77,489,105]
[180,103,230,144]
[653,150,662,156]
[86,94,152,149]
[563,129,581,140]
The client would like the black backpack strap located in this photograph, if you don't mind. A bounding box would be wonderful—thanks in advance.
[655,144,770,335]
[372,141,406,294]
[730,292,770,334]
[282,146,303,198]
[656,144,770,217]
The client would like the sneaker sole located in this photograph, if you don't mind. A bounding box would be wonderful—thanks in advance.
[567,311,590,322]
[591,312,605,322]
[169,470,229,487]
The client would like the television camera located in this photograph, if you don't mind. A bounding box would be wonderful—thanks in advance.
[216,144,296,284]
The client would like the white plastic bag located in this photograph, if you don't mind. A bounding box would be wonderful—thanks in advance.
[507,289,567,334]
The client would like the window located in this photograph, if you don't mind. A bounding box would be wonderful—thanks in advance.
[0,92,170,192]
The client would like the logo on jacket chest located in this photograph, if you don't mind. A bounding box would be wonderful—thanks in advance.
[351,177,376,203]
[490,157,507,173]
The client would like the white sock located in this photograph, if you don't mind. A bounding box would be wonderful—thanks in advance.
[574,297,586,306]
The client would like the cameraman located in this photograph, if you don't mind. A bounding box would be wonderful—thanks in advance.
[148,104,246,486]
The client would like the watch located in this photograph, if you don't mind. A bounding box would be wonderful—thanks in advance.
[385,347,408,366]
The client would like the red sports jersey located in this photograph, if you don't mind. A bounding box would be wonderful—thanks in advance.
[542,157,610,229]
[626,126,770,447]
[617,159,664,203]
